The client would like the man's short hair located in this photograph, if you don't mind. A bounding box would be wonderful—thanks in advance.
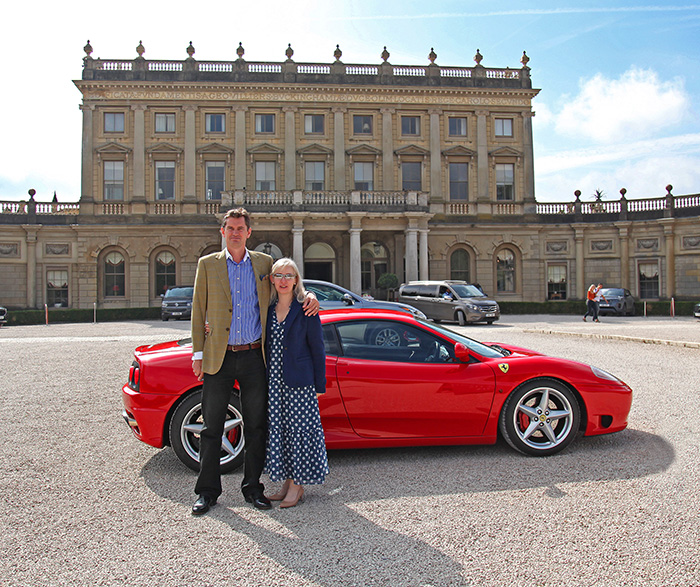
[221,208,251,229]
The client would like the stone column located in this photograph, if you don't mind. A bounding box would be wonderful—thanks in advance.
[476,110,490,202]
[661,220,676,297]
[332,107,346,190]
[521,111,536,211]
[381,108,394,190]
[348,213,363,294]
[419,228,429,280]
[429,109,442,201]
[405,219,419,282]
[234,107,247,189]
[617,223,631,289]
[24,226,39,308]
[283,107,297,190]
[575,228,585,299]
[79,104,95,214]
[183,105,197,202]
[291,214,305,277]
[131,105,146,203]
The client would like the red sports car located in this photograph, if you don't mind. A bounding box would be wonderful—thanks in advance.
[122,309,632,473]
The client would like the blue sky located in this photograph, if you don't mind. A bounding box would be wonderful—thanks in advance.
[2,0,699,203]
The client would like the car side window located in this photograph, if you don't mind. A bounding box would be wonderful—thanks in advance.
[322,324,341,356]
[336,320,454,364]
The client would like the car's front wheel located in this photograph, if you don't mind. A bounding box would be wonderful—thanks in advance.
[169,390,245,473]
[499,379,580,456]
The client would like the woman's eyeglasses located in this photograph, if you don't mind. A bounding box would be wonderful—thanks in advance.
[272,273,295,280]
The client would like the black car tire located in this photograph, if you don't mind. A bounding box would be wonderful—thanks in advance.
[169,390,245,473]
[499,378,580,457]
[162,316,169,321]
[456,310,466,326]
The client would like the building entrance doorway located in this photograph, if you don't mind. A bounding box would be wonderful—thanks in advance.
[304,261,333,281]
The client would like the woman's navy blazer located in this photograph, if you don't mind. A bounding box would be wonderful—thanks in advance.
[265,297,326,394]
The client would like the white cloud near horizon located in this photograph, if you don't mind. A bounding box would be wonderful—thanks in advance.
[554,67,690,143]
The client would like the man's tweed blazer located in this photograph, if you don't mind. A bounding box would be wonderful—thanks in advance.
[191,249,273,375]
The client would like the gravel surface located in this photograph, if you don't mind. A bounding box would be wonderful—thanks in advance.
[1,315,698,586]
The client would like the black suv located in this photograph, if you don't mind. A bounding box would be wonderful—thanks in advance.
[161,286,194,321]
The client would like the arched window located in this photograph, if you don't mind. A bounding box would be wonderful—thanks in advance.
[155,251,177,296]
[104,251,125,297]
[450,249,470,282]
[496,248,515,293]
[361,242,388,294]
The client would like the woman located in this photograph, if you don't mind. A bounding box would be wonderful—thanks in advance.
[264,258,328,508]
[583,283,600,322]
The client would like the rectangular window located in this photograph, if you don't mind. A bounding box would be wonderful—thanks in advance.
[353,162,374,191]
[547,264,567,300]
[205,162,225,200]
[401,116,420,136]
[495,118,513,137]
[448,117,467,136]
[402,162,422,191]
[255,161,276,191]
[305,162,325,191]
[255,114,275,134]
[155,113,176,133]
[47,269,69,307]
[639,261,660,299]
[155,161,175,200]
[304,114,324,134]
[104,112,124,133]
[496,163,514,201]
[353,115,373,135]
[205,113,225,133]
[449,162,468,200]
[104,161,124,201]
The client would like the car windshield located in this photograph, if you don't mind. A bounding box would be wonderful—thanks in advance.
[305,283,355,302]
[450,284,485,298]
[600,288,624,297]
[164,287,193,299]
[416,317,505,358]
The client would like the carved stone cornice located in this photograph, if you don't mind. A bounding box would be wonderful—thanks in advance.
[74,82,537,108]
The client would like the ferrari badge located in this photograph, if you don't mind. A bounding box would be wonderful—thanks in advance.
[498,363,509,373]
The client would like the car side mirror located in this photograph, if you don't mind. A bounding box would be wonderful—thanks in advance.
[454,343,472,363]
[342,293,355,306]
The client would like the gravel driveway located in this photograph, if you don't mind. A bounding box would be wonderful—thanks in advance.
[1,316,698,586]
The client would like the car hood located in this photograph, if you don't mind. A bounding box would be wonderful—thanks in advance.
[135,338,193,356]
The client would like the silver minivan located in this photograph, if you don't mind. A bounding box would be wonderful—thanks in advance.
[398,280,500,325]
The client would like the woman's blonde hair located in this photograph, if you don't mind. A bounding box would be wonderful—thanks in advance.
[269,258,306,303]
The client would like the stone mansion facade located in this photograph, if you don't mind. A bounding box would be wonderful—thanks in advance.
[1,41,699,310]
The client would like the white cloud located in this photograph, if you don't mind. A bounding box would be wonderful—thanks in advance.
[535,153,700,202]
[555,67,690,143]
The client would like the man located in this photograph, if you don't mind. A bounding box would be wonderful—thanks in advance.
[190,208,319,515]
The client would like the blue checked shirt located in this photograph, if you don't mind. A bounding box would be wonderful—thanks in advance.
[225,248,262,345]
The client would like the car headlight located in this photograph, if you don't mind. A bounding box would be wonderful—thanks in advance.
[464,303,480,312]
[590,365,622,382]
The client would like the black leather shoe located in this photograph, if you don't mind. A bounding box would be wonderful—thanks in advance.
[192,495,217,516]
[245,494,272,510]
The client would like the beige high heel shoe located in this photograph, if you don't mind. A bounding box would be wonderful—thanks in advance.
[280,486,304,508]
[267,479,292,501]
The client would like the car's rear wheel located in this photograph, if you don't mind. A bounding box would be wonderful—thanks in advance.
[499,379,580,456]
[169,390,245,473]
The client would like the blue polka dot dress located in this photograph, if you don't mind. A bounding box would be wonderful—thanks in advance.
[265,311,329,485]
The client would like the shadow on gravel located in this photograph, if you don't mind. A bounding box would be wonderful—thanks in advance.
[139,428,671,585]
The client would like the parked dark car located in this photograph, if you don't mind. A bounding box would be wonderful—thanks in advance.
[161,286,194,321]
[0,305,7,325]
[597,288,636,316]
[398,280,500,325]
[303,279,426,319]
[694,302,700,319]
